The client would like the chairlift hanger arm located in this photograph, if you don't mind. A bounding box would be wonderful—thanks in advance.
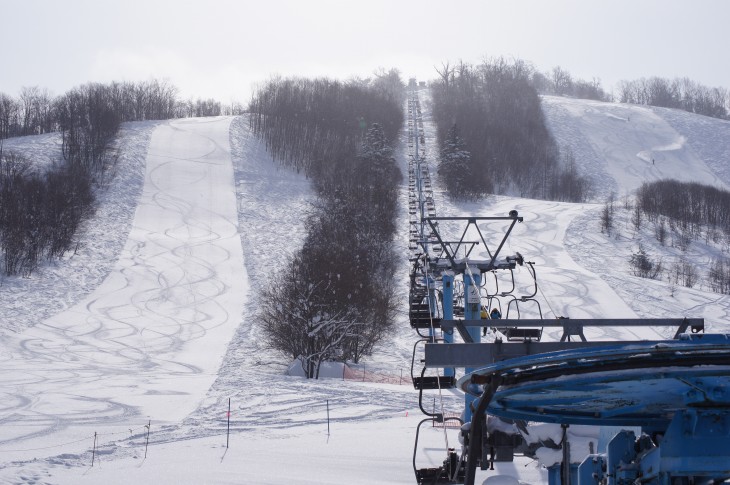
[486,217,521,271]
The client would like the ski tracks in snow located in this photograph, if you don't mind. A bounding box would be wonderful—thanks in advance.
[0,117,246,463]
[541,96,727,197]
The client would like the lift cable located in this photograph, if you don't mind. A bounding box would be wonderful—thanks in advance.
[407,90,454,464]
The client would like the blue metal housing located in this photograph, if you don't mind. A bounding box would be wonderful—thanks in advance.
[459,334,730,485]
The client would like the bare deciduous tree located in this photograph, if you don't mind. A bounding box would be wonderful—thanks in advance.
[250,76,403,374]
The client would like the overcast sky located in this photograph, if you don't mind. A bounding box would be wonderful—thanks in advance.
[2,0,729,103]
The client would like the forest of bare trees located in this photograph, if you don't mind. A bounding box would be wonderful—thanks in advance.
[0,82,125,276]
[0,80,241,141]
[532,65,611,101]
[615,180,730,293]
[248,75,402,182]
[617,77,728,119]
[637,180,730,237]
[431,58,591,202]
[250,74,404,378]
[529,66,729,121]
[0,79,231,277]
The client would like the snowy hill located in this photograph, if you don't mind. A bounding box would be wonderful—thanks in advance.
[1,94,729,484]
[541,95,730,200]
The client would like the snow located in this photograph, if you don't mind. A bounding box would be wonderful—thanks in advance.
[1,93,730,484]
[541,96,730,200]
[1,131,64,173]
[0,121,156,333]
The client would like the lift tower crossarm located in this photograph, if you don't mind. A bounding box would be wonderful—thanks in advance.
[438,317,704,342]
[429,317,704,367]
[425,215,522,271]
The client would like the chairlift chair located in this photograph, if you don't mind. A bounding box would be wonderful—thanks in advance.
[413,418,466,484]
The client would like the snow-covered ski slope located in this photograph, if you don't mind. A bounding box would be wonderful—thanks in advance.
[0,117,247,458]
[1,95,730,484]
[541,95,730,200]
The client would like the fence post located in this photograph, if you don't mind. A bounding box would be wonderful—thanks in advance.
[144,420,150,458]
[226,398,231,448]
[327,400,330,436]
[91,432,97,466]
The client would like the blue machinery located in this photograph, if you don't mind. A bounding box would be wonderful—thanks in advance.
[406,90,730,484]
[459,336,730,485]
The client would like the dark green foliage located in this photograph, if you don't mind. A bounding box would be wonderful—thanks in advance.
[438,124,480,199]
[629,244,662,279]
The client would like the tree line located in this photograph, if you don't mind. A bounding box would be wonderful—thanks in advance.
[617,77,728,119]
[431,58,592,202]
[602,180,730,294]
[532,65,611,101]
[0,79,233,277]
[528,65,729,122]
[0,85,115,276]
[249,73,404,378]
[0,80,242,140]
[248,75,402,183]
[520,62,729,121]
[637,179,730,238]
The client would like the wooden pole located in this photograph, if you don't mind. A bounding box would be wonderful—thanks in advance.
[327,400,330,436]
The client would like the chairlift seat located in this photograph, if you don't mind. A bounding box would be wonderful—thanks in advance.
[415,454,465,484]
[412,375,455,390]
[499,327,543,341]
[410,312,442,329]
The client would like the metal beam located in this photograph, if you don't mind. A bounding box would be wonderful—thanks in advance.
[424,341,669,368]
[439,318,704,342]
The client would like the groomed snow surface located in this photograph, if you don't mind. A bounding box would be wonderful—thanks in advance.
[1,95,730,484]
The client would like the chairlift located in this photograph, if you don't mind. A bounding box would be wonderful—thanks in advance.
[502,262,544,340]
[410,339,455,390]
[413,418,466,484]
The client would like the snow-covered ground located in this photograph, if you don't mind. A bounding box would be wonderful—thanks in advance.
[1,93,729,484]
[541,96,730,201]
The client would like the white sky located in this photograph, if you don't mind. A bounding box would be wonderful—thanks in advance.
[2,0,730,103]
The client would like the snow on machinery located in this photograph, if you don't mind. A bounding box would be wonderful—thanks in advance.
[459,335,730,485]
[405,90,730,485]
[408,210,720,485]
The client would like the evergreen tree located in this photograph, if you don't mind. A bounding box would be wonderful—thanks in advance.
[629,244,663,279]
[438,124,475,199]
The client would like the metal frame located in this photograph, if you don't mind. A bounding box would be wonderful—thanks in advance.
[459,334,730,485]
[424,215,523,271]
[436,317,704,345]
